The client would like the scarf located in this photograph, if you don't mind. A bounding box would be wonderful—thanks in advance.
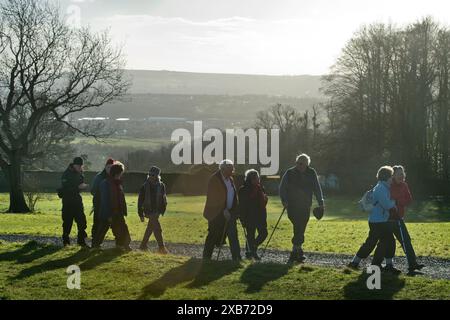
[110,178,125,215]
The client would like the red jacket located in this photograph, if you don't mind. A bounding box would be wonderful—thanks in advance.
[390,181,413,218]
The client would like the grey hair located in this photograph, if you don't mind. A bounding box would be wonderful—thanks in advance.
[393,165,406,176]
[219,159,234,170]
[296,153,311,165]
[376,165,394,181]
[244,169,259,184]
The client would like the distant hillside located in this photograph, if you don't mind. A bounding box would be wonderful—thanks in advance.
[124,70,324,98]
[78,93,322,122]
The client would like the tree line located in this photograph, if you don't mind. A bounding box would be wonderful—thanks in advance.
[319,17,450,195]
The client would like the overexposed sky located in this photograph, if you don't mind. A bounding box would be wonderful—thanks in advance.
[60,0,450,75]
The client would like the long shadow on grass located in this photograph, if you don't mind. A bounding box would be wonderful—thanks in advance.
[343,271,405,300]
[13,248,124,280]
[0,241,60,264]
[240,262,293,293]
[138,258,241,299]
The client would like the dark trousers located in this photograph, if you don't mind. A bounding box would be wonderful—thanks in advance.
[141,214,164,248]
[391,219,417,267]
[203,214,241,260]
[245,222,268,255]
[356,222,395,266]
[288,207,310,247]
[91,205,100,240]
[92,215,131,248]
[62,203,87,245]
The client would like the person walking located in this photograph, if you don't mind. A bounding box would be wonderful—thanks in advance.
[92,161,131,251]
[348,166,401,274]
[59,157,89,247]
[238,169,268,260]
[389,165,425,273]
[279,154,324,263]
[138,166,169,254]
[202,159,241,261]
[90,158,114,240]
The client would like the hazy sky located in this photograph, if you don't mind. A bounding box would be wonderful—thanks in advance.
[59,0,450,75]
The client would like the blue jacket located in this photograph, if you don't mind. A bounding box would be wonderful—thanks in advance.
[369,181,395,223]
[99,179,127,220]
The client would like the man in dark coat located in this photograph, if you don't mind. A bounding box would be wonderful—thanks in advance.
[138,166,168,253]
[202,159,241,261]
[279,154,324,263]
[60,157,89,247]
[90,158,114,240]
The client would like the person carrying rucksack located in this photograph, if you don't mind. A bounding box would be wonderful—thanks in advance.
[138,166,168,254]
[59,157,89,247]
[348,166,401,274]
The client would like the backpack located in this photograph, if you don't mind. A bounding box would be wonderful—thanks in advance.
[359,188,377,212]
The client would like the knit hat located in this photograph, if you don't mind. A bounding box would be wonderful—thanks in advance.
[105,158,114,166]
[73,157,84,166]
[148,166,161,177]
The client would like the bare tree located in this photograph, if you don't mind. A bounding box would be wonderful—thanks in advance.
[0,0,129,212]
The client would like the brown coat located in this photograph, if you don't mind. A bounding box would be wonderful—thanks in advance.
[203,171,239,222]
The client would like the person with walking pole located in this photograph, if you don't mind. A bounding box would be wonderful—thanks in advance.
[202,159,241,261]
[348,166,401,274]
[279,154,325,264]
[238,169,268,261]
[388,165,425,274]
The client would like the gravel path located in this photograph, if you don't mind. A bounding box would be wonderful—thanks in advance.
[0,234,449,280]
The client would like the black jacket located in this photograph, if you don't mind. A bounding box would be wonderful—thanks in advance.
[238,184,268,226]
[279,166,324,210]
[60,165,84,205]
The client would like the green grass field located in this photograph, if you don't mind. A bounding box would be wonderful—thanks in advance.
[0,193,449,259]
[0,241,449,300]
[0,193,449,300]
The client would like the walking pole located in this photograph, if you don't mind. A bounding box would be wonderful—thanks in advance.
[238,218,250,257]
[216,218,230,261]
[261,207,286,259]
[397,219,410,266]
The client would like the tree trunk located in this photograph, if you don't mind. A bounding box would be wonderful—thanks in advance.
[2,154,30,213]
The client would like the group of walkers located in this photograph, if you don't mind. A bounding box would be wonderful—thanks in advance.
[58,153,423,274]
[59,157,168,253]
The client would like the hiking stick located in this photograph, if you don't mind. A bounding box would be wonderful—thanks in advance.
[238,218,250,256]
[216,217,230,261]
[261,207,286,259]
